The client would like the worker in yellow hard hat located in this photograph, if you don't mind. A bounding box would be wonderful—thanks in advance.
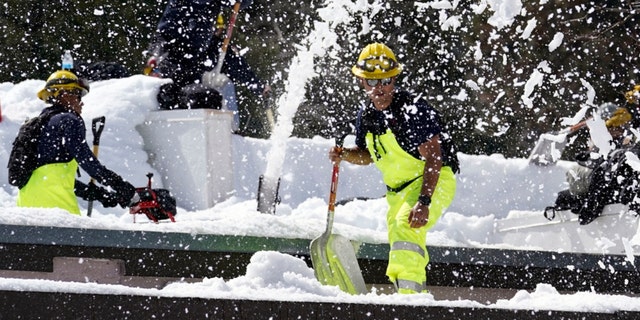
[15,70,136,215]
[546,97,638,225]
[329,42,460,294]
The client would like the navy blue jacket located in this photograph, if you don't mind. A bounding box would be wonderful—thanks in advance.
[38,105,128,191]
[156,0,221,86]
[153,0,264,94]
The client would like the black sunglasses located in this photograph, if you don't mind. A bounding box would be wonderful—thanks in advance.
[365,78,393,87]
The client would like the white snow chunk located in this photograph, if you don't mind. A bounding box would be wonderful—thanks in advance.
[453,89,468,101]
[486,0,523,30]
[521,69,544,107]
[520,18,537,39]
[548,32,564,52]
[586,116,613,158]
[473,41,483,60]
[626,152,640,172]
[560,105,590,127]
[580,79,596,107]
[466,80,481,91]
[441,15,462,31]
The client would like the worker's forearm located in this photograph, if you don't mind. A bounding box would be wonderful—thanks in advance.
[341,147,372,165]
[420,158,441,198]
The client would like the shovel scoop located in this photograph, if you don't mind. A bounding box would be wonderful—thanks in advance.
[529,121,587,166]
[202,71,231,92]
[528,130,570,166]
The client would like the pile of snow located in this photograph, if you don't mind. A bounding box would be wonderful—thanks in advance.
[1,75,611,250]
[1,73,639,311]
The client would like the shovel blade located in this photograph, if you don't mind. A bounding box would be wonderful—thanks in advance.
[202,71,231,91]
[257,175,280,214]
[528,132,568,166]
[310,233,367,295]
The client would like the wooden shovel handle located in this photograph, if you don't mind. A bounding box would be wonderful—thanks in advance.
[567,120,587,133]
[221,2,241,55]
[327,136,346,213]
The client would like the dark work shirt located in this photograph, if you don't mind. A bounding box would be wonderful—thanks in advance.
[355,89,459,171]
[155,0,223,87]
[356,90,441,157]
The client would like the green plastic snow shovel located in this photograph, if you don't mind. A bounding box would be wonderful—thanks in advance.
[310,137,367,295]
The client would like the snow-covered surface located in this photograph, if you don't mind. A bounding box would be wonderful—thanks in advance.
[1,0,640,313]
[1,71,640,313]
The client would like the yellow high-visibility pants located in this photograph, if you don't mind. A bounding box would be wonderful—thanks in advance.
[385,166,456,293]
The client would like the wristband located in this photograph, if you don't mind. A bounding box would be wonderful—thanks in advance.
[418,195,431,206]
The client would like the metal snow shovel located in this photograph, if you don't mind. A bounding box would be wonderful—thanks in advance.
[87,116,105,217]
[202,1,241,91]
[528,121,587,166]
[310,137,367,295]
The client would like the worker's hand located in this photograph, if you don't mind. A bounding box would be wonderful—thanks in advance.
[408,203,430,228]
[98,189,120,208]
[113,180,137,208]
[328,146,343,165]
[84,182,119,208]
[83,182,104,202]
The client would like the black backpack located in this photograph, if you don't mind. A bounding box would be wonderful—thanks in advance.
[7,109,61,189]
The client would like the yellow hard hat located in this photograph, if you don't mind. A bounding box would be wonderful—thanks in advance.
[351,42,402,79]
[37,70,90,102]
[216,14,225,30]
[625,84,640,104]
[605,107,632,128]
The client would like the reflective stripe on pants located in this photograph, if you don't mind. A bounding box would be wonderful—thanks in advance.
[396,279,427,294]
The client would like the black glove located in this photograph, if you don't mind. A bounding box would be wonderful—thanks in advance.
[80,182,119,208]
[96,187,120,208]
[77,181,101,201]
[101,171,137,208]
[113,180,137,208]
